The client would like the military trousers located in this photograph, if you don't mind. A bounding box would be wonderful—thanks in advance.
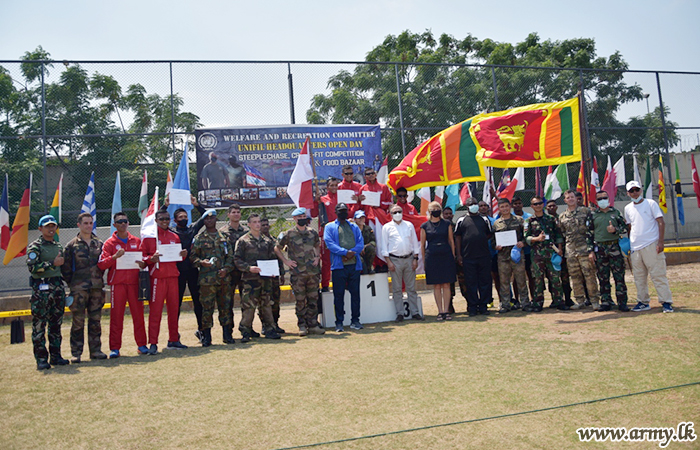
[200,282,233,329]
[30,277,65,361]
[532,255,563,306]
[239,278,275,335]
[290,272,321,327]
[566,254,600,306]
[69,287,105,356]
[595,242,627,307]
[497,257,529,310]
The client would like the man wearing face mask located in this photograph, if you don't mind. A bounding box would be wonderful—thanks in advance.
[275,208,324,336]
[592,191,629,312]
[624,180,673,313]
[454,198,493,316]
[161,195,207,341]
[381,204,421,322]
[324,203,365,331]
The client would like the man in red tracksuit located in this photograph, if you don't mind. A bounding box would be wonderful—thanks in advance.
[310,177,339,291]
[338,165,364,216]
[98,212,148,358]
[141,209,189,354]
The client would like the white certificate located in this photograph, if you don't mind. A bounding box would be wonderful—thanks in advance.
[168,188,191,205]
[116,252,142,270]
[495,230,518,247]
[158,243,183,262]
[337,189,357,204]
[360,190,380,207]
[257,259,280,277]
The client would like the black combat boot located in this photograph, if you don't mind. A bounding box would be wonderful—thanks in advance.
[222,325,236,344]
[201,328,212,347]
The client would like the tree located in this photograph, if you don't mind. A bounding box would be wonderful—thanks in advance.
[306,31,645,166]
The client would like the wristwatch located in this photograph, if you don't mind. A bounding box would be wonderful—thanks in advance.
[413,255,419,260]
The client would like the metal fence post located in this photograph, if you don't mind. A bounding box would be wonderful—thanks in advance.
[491,67,499,110]
[41,61,48,214]
[395,64,407,157]
[656,72,680,243]
[170,62,176,160]
[288,63,296,124]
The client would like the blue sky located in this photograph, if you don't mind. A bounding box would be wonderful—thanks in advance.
[2,0,699,146]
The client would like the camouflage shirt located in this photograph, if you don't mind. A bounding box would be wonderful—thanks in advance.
[559,206,595,257]
[360,226,375,248]
[62,233,105,291]
[190,230,234,285]
[27,237,63,279]
[277,226,320,276]
[525,213,563,258]
[234,232,278,281]
[492,215,525,260]
[592,207,627,244]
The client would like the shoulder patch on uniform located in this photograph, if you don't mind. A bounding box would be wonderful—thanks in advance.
[28,252,37,260]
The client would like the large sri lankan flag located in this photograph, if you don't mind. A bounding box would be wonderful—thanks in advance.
[388,97,582,192]
[473,97,582,168]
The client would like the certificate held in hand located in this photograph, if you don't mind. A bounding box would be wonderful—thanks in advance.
[495,230,518,247]
[257,260,280,277]
[116,252,142,270]
[159,243,183,262]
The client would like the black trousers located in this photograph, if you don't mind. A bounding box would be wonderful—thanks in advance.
[463,255,493,313]
[178,268,202,330]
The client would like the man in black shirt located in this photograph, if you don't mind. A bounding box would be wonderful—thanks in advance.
[454,197,493,316]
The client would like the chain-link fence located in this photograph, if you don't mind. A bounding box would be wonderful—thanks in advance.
[1,59,699,294]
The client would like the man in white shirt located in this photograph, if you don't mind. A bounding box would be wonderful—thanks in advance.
[381,204,422,322]
[624,180,673,313]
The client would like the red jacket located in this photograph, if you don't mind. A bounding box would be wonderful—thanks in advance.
[98,232,142,285]
[310,192,338,237]
[360,180,393,212]
[140,227,182,279]
[398,201,419,216]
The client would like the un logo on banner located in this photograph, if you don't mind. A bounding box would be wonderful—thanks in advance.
[198,132,218,150]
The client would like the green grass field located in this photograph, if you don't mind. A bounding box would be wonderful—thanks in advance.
[1,263,698,449]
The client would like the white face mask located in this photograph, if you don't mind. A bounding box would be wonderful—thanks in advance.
[597,199,609,209]
[468,204,479,214]
[392,212,403,222]
[632,195,644,204]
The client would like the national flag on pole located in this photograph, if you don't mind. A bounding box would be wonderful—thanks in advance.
[3,174,32,265]
[658,155,667,213]
[692,154,700,208]
[110,171,122,234]
[590,157,600,206]
[473,97,582,168]
[140,187,159,239]
[434,186,445,205]
[138,170,148,219]
[485,167,498,215]
[168,143,195,226]
[377,157,389,185]
[418,187,431,216]
[49,173,63,240]
[0,174,10,250]
[674,156,684,225]
[644,156,653,199]
[244,163,266,187]
[613,156,626,187]
[165,170,173,198]
[287,137,314,209]
[81,172,97,231]
[445,183,460,211]
[601,156,617,206]
[632,155,641,183]
[544,164,569,201]
[534,167,543,199]
[459,183,472,205]
[498,167,524,201]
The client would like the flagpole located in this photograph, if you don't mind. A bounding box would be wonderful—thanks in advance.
[577,87,594,206]
[305,135,320,200]
[655,73,679,243]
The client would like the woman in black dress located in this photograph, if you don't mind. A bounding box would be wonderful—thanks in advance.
[420,201,456,320]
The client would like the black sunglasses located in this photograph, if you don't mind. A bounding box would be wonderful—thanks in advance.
[114,219,129,224]
[531,202,544,206]
[157,217,170,222]
[628,188,641,193]
[343,172,354,176]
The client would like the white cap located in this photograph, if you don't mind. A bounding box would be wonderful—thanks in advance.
[625,180,641,191]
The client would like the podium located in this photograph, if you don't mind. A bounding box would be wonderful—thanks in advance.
[320,273,423,327]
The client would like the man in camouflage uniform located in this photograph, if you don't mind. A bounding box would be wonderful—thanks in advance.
[592,190,629,311]
[353,210,376,274]
[61,212,106,362]
[558,189,601,310]
[275,208,325,336]
[220,203,249,333]
[234,213,281,342]
[27,215,69,370]
[525,196,567,312]
[190,210,235,346]
[493,198,529,313]
[546,199,573,306]
[261,217,285,334]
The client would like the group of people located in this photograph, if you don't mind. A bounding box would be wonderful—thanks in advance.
[26,161,674,371]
